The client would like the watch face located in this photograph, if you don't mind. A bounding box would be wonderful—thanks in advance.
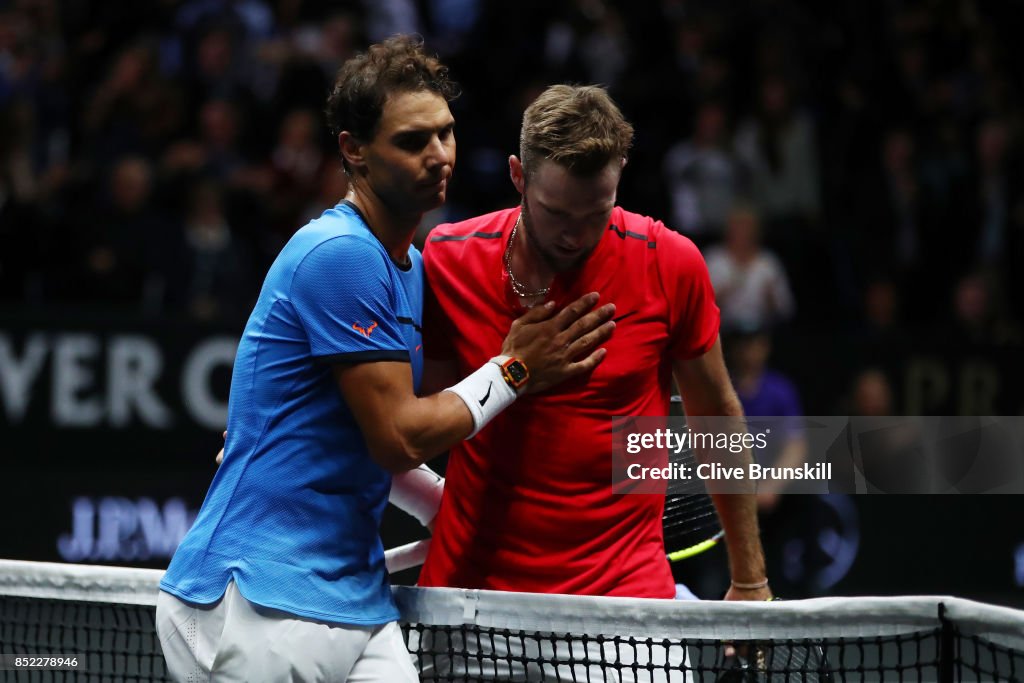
[505,360,528,383]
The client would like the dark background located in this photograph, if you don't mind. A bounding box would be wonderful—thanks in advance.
[1,0,1022,606]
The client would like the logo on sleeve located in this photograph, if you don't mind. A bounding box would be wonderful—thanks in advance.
[353,321,379,338]
[478,382,493,406]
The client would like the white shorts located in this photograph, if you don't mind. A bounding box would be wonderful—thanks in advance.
[155,582,417,683]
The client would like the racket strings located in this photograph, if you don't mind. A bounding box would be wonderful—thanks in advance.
[663,492,722,550]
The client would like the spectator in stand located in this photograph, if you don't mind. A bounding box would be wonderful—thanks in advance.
[733,74,820,230]
[266,107,328,238]
[157,180,254,321]
[849,368,895,417]
[183,25,250,106]
[163,98,249,182]
[971,118,1017,265]
[949,272,1022,348]
[663,100,748,242]
[82,42,184,164]
[850,129,933,319]
[967,118,1024,321]
[854,275,910,358]
[706,206,795,331]
[72,156,172,308]
[726,328,806,512]
[0,100,49,301]
[732,74,823,314]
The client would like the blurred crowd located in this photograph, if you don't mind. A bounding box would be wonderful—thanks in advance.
[0,0,1021,411]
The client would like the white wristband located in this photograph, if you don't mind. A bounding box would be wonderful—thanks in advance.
[444,360,517,438]
[389,464,445,527]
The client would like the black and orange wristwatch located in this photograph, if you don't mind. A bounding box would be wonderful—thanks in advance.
[490,355,530,393]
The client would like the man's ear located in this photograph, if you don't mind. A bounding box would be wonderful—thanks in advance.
[509,155,526,195]
[339,132,366,175]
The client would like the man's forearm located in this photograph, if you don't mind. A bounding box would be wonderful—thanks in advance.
[711,491,766,583]
[674,340,771,598]
[686,401,767,585]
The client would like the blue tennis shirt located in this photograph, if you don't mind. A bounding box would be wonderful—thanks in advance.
[161,201,423,625]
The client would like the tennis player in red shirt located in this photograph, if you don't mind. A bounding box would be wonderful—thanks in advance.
[416,85,770,605]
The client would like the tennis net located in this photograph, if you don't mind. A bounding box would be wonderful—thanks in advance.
[1,559,1023,681]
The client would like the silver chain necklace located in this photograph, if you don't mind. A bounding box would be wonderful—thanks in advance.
[504,214,550,298]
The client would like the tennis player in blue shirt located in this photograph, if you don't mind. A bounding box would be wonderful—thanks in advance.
[156,36,615,682]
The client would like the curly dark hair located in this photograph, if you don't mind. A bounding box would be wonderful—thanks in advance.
[325,35,459,146]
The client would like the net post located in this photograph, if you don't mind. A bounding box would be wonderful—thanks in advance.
[938,602,956,683]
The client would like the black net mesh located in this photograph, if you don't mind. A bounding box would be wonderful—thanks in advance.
[1,595,168,682]
[2,569,1023,682]
[401,622,988,681]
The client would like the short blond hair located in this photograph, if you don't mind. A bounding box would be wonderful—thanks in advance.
[520,85,633,178]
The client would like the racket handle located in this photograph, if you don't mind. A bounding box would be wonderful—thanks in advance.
[385,538,431,573]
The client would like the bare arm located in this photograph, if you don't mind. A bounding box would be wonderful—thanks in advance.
[673,338,772,601]
[334,360,474,472]
[338,294,615,473]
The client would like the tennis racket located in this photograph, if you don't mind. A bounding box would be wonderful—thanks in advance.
[662,439,726,564]
[660,395,729,563]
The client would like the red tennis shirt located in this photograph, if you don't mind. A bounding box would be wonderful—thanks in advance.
[418,207,720,597]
